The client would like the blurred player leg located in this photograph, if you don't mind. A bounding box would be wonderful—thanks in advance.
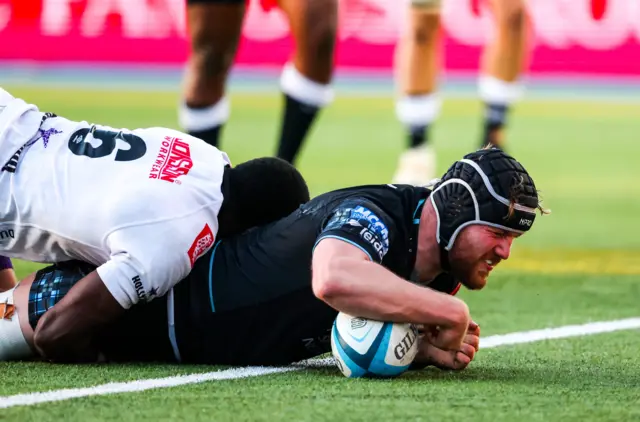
[392,1,442,185]
[179,0,246,148]
[478,0,528,148]
[275,0,338,165]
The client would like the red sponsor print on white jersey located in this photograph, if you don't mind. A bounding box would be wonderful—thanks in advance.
[149,136,193,183]
[188,224,215,267]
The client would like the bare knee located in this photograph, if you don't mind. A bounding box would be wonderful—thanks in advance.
[190,32,237,80]
[408,9,441,46]
[186,4,245,80]
[285,0,338,82]
[307,6,338,63]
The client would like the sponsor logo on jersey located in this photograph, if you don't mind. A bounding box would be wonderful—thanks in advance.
[149,136,193,184]
[130,275,157,303]
[33,127,63,148]
[188,224,215,267]
[358,227,388,260]
[131,275,147,302]
[0,229,14,242]
[349,206,390,260]
[350,206,389,242]
[324,204,391,261]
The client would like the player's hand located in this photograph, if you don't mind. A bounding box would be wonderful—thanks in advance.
[414,320,481,371]
[453,320,480,369]
[414,338,463,371]
[424,320,468,353]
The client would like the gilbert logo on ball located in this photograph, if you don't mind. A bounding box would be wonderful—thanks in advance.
[331,312,419,378]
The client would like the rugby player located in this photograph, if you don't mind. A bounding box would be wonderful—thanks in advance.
[393,0,529,184]
[180,0,337,164]
[0,147,545,369]
[0,88,310,362]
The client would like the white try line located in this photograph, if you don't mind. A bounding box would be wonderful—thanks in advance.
[1,317,640,409]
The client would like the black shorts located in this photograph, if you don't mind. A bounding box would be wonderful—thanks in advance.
[98,296,175,363]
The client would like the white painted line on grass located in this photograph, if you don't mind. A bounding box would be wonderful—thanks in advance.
[1,317,639,409]
[479,317,640,349]
[0,366,297,409]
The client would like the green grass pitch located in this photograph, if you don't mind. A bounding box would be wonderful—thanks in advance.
[1,84,639,421]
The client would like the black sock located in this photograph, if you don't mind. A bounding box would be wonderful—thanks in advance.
[408,125,429,149]
[482,103,509,148]
[189,125,223,149]
[276,94,320,164]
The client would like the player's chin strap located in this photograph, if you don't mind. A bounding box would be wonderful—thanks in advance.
[439,244,452,272]
[417,178,453,271]
[430,158,538,270]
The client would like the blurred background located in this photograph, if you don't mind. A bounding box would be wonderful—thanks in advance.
[1,0,639,258]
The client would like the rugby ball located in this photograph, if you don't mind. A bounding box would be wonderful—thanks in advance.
[330,312,419,378]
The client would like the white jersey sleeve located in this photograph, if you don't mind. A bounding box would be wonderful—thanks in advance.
[97,206,217,309]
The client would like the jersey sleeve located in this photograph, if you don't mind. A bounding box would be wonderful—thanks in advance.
[97,210,218,309]
[315,198,395,263]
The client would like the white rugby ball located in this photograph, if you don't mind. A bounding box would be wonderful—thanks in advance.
[331,312,419,378]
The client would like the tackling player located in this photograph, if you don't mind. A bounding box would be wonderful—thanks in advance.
[0,88,310,362]
[393,0,528,184]
[180,0,337,164]
[0,148,546,369]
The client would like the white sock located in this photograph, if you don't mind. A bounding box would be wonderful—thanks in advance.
[0,287,33,361]
[478,75,523,105]
[280,63,334,107]
[178,96,230,132]
[395,93,442,129]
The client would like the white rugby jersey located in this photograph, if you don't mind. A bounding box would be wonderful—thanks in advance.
[0,88,230,308]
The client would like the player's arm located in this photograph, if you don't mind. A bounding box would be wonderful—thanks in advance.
[33,217,214,363]
[33,270,122,363]
[310,200,469,353]
[0,257,17,292]
[313,240,469,350]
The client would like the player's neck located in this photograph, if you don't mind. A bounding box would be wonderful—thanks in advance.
[413,200,443,283]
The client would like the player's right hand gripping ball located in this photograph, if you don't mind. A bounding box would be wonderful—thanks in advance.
[331,312,419,378]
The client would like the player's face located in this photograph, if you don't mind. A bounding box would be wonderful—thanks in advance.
[448,225,519,290]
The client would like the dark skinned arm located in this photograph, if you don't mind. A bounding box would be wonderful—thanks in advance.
[0,268,17,292]
[0,256,17,292]
[33,270,124,363]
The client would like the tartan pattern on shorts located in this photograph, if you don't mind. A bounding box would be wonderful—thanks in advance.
[28,261,95,330]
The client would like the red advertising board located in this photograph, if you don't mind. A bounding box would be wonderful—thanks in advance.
[1,0,639,77]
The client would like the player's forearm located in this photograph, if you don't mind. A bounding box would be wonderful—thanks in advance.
[33,270,124,363]
[0,257,17,291]
[314,257,470,331]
